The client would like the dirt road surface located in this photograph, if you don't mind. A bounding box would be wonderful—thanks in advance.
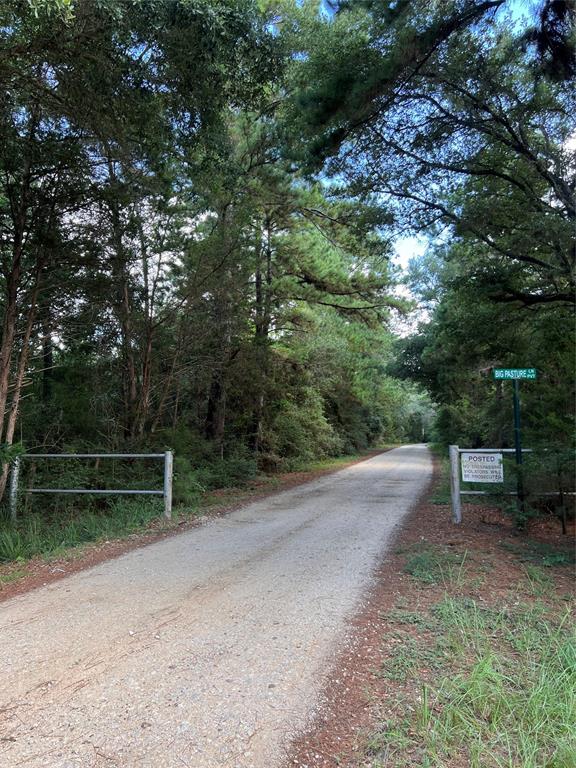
[0,444,432,768]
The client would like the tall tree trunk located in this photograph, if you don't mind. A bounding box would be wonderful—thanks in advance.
[203,203,235,453]
[41,305,53,402]
[204,374,226,448]
[0,106,40,503]
[250,217,273,454]
[107,177,138,437]
[0,272,41,500]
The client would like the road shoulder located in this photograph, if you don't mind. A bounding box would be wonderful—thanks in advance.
[286,458,575,768]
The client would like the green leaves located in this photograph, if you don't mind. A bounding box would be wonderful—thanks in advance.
[283,1,575,306]
[26,0,75,21]
[0,443,25,464]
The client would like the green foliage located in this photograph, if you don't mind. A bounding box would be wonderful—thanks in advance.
[264,388,344,471]
[193,449,259,491]
[172,456,205,507]
[0,443,25,463]
[400,244,575,458]
[286,2,574,307]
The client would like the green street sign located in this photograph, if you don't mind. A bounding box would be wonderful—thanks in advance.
[493,368,537,380]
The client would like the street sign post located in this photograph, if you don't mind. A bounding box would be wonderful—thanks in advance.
[492,367,537,515]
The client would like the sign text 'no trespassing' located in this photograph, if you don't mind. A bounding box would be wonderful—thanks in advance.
[461,452,504,483]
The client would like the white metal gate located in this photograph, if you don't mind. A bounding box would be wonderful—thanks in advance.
[9,451,173,521]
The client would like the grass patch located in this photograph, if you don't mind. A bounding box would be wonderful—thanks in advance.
[501,539,575,568]
[382,634,446,682]
[362,536,575,768]
[0,498,165,562]
[367,596,576,768]
[425,614,574,767]
[522,563,557,597]
[403,546,469,587]
[428,445,455,506]
[0,568,27,586]
[386,608,440,630]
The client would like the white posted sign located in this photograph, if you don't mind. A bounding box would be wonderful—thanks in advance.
[461,452,503,483]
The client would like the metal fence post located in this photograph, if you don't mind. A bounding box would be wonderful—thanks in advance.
[449,445,462,524]
[163,450,173,519]
[9,456,20,522]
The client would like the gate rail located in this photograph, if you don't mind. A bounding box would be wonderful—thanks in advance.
[9,452,173,521]
[449,446,533,524]
[449,445,574,524]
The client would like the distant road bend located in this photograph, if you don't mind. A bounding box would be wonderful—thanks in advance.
[1,444,432,768]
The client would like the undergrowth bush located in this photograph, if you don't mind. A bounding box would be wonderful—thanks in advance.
[264,390,344,471]
[193,448,258,491]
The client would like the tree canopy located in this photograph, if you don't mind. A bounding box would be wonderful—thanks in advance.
[0,0,573,509]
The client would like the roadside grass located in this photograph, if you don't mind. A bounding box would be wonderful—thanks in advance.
[428,444,452,505]
[362,545,575,768]
[381,634,446,682]
[0,497,168,562]
[0,567,27,586]
[403,547,470,588]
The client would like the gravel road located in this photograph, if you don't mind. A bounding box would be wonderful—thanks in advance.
[0,444,432,768]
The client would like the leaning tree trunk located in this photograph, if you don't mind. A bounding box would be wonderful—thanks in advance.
[0,254,21,441]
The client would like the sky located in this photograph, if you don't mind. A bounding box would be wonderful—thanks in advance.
[388,236,429,337]
[392,235,428,271]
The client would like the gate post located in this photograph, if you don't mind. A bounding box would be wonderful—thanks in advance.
[9,456,21,522]
[449,445,462,524]
[163,450,173,519]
